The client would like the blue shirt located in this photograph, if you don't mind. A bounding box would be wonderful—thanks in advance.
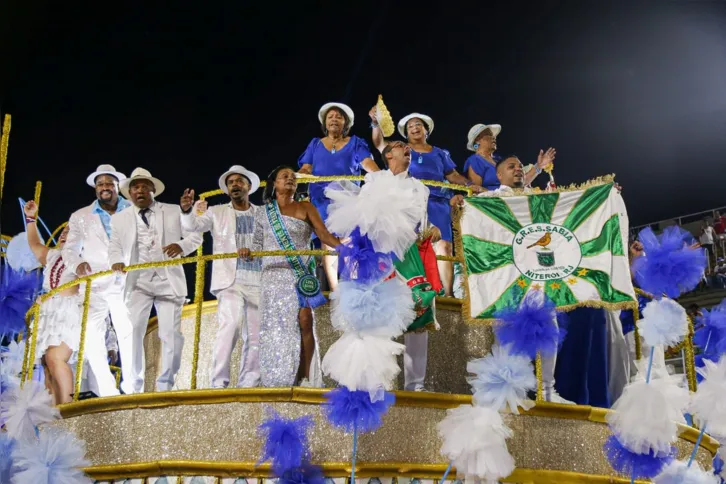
[297,135,373,202]
[408,146,457,199]
[235,208,262,273]
[92,197,132,238]
[463,153,502,191]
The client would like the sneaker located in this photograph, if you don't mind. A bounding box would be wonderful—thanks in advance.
[545,390,575,405]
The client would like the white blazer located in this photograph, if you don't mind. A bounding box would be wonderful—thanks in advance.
[63,203,129,291]
[181,203,261,295]
[108,202,203,298]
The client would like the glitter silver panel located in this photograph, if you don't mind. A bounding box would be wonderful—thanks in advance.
[49,400,714,480]
[145,300,492,394]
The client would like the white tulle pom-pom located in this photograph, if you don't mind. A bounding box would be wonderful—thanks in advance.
[653,461,720,484]
[639,298,689,348]
[326,171,425,259]
[690,357,726,436]
[321,332,405,395]
[0,382,60,443]
[466,345,536,414]
[11,426,92,483]
[607,364,690,456]
[1,340,26,378]
[437,404,515,483]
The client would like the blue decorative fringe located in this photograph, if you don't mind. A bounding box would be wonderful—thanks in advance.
[694,299,726,360]
[257,408,314,476]
[298,290,327,310]
[494,292,559,359]
[324,387,395,433]
[604,434,675,479]
[337,228,394,284]
[0,263,41,336]
[278,463,325,484]
[632,226,707,299]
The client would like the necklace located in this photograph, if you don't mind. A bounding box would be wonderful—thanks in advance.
[49,255,65,290]
[329,136,344,154]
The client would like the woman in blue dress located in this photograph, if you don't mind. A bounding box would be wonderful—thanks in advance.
[297,102,379,291]
[371,110,483,296]
[464,123,555,190]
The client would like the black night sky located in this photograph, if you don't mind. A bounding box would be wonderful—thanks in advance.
[1,1,726,238]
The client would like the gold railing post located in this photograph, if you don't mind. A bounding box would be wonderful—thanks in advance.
[684,316,698,393]
[25,304,41,383]
[535,352,544,402]
[73,280,93,401]
[190,244,205,390]
[20,305,36,386]
[0,113,11,200]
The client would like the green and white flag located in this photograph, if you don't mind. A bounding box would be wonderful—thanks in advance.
[460,180,636,321]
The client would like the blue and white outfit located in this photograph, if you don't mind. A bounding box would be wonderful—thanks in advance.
[408,147,457,242]
[297,135,373,226]
[182,203,263,388]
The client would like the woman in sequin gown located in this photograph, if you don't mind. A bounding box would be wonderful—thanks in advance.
[241,166,341,387]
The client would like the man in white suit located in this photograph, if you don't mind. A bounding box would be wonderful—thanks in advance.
[63,164,131,396]
[180,165,262,389]
[109,168,202,392]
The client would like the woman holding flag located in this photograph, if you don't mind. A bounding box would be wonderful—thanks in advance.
[239,166,341,388]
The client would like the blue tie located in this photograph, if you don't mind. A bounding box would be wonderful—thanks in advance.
[140,208,150,227]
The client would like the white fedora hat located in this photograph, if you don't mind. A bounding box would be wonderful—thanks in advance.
[218,165,261,195]
[318,102,355,128]
[397,113,434,138]
[86,164,127,187]
[119,167,165,199]
[466,123,502,151]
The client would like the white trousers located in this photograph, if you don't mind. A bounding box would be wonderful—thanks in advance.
[81,286,123,397]
[625,331,667,380]
[404,332,428,391]
[211,279,261,388]
[127,273,185,392]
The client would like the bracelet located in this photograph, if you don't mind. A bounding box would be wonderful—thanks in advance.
[370,121,379,129]
[465,181,473,187]
[536,167,543,175]
[25,217,37,223]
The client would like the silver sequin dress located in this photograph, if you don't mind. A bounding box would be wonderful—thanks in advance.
[253,211,324,388]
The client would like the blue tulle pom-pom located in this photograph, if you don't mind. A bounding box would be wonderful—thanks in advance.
[466,344,536,414]
[5,232,42,272]
[324,387,395,433]
[0,432,15,483]
[331,278,414,337]
[604,434,675,479]
[694,299,726,359]
[0,263,41,336]
[494,291,560,359]
[337,228,394,284]
[278,463,325,484]
[633,226,707,299]
[257,408,314,476]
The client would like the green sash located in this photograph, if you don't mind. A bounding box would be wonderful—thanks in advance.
[265,201,325,308]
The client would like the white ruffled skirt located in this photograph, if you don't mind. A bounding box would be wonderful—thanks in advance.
[35,294,82,359]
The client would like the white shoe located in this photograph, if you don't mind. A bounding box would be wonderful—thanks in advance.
[299,379,315,388]
[545,390,575,405]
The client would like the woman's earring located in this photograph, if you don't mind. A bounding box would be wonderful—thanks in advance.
[473,143,479,149]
